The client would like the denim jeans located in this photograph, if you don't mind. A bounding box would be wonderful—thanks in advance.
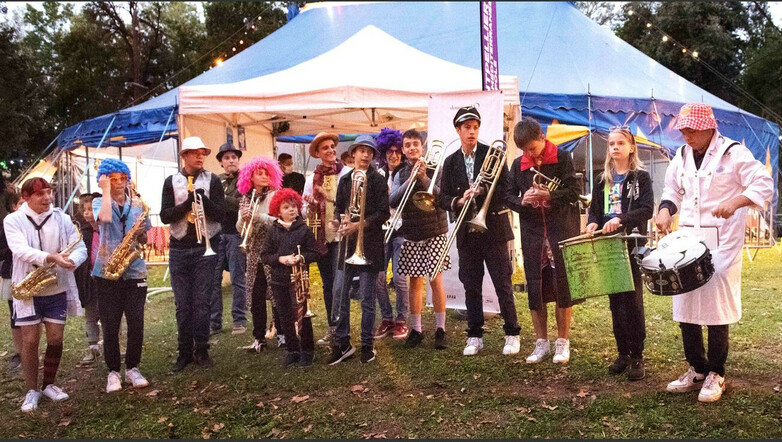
[209,233,247,330]
[375,234,409,322]
[169,242,219,355]
[332,266,380,348]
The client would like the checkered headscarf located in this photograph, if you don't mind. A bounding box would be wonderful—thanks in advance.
[674,103,718,131]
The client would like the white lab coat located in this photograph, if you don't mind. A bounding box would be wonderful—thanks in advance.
[660,131,773,325]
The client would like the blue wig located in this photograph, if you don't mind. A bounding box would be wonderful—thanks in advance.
[96,158,131,180]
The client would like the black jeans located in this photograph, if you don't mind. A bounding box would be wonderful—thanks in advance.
[170,245,218,355]
[95,277,146,372]
[680,322,729,376]
[458,233,521,338]
[250,264,269,341]
[608,258,646,358]
[316,241,339,327]
[272,283,314,353]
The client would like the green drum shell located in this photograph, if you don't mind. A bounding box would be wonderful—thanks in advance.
[559,235,635,301]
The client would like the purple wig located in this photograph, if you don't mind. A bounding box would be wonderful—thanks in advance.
[237,156,283,195]
[374,127,404,168]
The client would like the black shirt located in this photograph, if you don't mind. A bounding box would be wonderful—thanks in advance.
[282,172,306,195]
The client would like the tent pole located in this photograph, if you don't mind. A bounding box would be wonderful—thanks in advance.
[140,107,175,183]
[587,84,594,194]
[85,144,91,194]
[14,132,62,187]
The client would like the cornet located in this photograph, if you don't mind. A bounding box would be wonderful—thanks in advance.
[188,176,216,256]
[529,167,562,191]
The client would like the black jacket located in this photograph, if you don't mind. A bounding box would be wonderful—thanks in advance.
[219,171,241,235]
[391,161,448,241]
[587,170,654,235]
[438,142,514,248]
[503,148,581,302]
[0,223,11,279]
[334,165,390,272]
[260,218,325,286]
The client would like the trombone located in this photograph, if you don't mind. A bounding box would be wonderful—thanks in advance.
[430,140,507,279]
[187,176,216,257]
[384,139,446,243]
[239,189,261,252]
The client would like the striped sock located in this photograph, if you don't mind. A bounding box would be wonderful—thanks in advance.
[42,343,63,389]
[409,314,422,333]
[435,312,446,330]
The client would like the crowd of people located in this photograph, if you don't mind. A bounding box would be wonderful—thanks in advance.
[0,103,773,413]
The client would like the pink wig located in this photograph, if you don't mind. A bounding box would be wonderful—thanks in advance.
[237,156,283,195]
[269,188,303,218]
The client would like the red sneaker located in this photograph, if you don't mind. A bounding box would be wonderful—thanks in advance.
[392,321,409,340]
[373,319,395,339]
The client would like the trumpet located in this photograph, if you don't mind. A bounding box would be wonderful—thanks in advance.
[385,140,446,243]
[188,176,215,256]
[305,207,322,241]
[340,169,370,266]
[292,245,314,322]
[530,167,562,191]
[239,189,261,252]
[430,140,506,279]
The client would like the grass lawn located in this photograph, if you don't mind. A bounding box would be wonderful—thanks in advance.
[1,249,781,439]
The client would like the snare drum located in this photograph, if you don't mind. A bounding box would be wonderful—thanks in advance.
[639,230,715,296]
[559,234,635,301]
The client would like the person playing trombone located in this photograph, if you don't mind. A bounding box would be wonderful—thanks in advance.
[389,129,450,349]
[438,106,521,357]
[236,157,283,353]
[328,135,390,365]
[160,137,224,372]
[503,117,582,365]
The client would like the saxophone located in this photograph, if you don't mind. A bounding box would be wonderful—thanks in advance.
[12,223,83,301]
[102,182,150,280]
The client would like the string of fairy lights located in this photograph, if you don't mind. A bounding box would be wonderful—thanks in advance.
[625,6,782,127]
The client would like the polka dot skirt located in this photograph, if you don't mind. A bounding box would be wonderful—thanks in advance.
[399,233,452,277]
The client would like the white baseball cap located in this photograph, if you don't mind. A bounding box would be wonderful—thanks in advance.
[180,136,211,155]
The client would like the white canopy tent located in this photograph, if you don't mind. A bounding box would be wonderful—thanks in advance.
[178,25,520,172]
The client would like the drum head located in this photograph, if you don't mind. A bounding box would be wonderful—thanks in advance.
[641,241,706,270]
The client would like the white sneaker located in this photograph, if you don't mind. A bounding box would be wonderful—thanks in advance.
[106,371,122,393]
[502,335,521,355]
[243,339,263,352]
[42,384,69,401]
[463,337,483,356]
[553,338,570,364]
[80,345,100,365]
[278,334,286,347]
[526,339,551,364]
[666,366,706,393]
[698,372,725,402]
[21,390,41,413]
[125,367,149,389]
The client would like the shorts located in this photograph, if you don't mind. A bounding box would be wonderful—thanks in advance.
[13,292,68,327]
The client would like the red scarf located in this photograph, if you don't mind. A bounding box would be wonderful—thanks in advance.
[520,139,559,171]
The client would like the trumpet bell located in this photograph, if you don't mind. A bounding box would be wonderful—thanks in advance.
[345,251,371,266]
[412,191,436,212]
[203,247,216,257]
[466,217,488,233]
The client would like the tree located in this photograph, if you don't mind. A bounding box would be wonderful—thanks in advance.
[203,1,286,65]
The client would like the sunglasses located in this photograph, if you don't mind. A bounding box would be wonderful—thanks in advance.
[386,149,402,155]
[609,125,631,132]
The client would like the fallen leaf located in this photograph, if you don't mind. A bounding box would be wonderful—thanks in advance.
[158,416,169,424]
[527,417,537,423]
[774,386,780,393]
[271,403,278,410]
[304,424,312,433]
[212,423,225,432]
[425,394,434,399]
[256,402,265,408]
[350,384,365,393]
[541,402,558,411]
[58,419,71,427]
[146,390,160,397]
[0,351,7,357]
[473,374,481,380]
[576,389,589,398]
[291,395,310,404]
[271,397,282,402]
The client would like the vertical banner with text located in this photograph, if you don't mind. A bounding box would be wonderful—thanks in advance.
[480,1,499,91]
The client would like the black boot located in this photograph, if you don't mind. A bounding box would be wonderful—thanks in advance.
[608,355,630,374]
[627,358,646,381]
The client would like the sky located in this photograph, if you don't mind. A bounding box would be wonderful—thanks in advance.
[5,1,782,28]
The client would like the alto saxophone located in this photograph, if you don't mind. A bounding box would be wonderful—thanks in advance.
[12,223,83,301]
[102,182,150,281]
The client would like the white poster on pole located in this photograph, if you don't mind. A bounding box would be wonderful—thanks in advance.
[425,90,504,314]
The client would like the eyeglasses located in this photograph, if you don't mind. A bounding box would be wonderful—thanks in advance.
[609,125,631,132]
[108,174,128,184]
[386,149,402,156]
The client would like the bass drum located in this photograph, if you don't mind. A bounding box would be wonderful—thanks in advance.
[639,230,715,296]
